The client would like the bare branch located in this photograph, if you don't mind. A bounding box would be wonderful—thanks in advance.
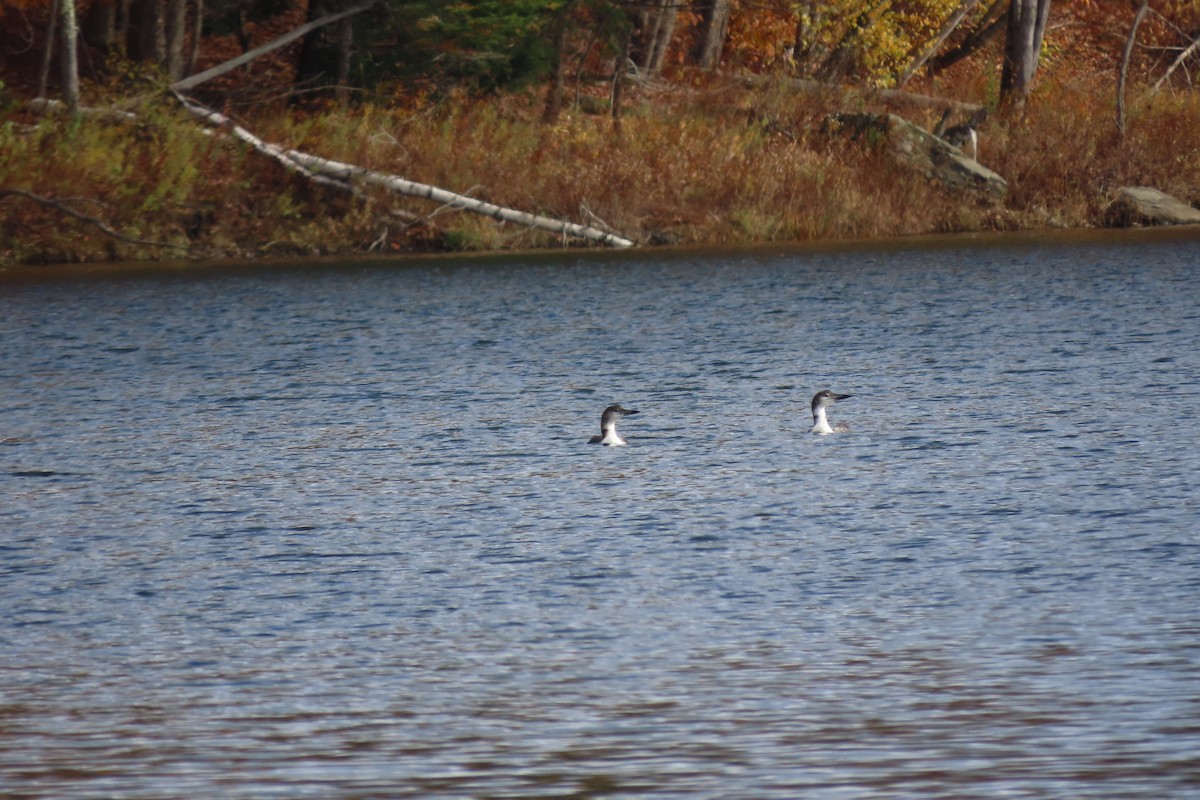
[897,0,982,88]
[170,0,377,92]
[1118,1,1150,136]
[1152,28,1200,92]
[926,0,1008,76]
[0,190,189,251]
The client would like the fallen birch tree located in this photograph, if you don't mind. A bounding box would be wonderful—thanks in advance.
[279,142,636,248]
[161,0,635,249]
[173,93,636,248]
[29,0,633,251]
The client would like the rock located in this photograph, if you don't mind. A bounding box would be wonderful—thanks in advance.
[825,112,1007,201]
[1104,186,1200,227]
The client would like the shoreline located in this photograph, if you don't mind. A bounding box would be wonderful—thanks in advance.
[3,224,1199,286]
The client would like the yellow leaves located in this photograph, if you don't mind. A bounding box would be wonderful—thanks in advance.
[726,0,987,86]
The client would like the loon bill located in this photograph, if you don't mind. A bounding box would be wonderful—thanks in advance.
[810,390,852,435]
[589,404,640,446]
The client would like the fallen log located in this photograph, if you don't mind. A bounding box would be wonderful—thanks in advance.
[174,93,360,196]
[279,149,636,248]
[175,94,636,248]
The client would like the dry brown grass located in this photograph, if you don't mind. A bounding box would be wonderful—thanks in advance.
[3,70,1199,264]
[988,73,1200,227]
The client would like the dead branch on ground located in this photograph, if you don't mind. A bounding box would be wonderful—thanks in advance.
[175,95,636,247]
[0,189,189,251]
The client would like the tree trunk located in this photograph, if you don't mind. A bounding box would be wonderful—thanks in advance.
[897,0,981,87]
[38,0,60,99]
[692,0,731,70]
[645,0,677,76]
[635,1,677,76]
[165,0,187,80]
[632,4,654,72]
[926,0,1008,76]
[173,1,375,93]
[295,0,330,95]
[82,0,118,53]
[127,0,165,65]
[61,0,81,109]
[186,0,203,76]
[334,15,353,106]
[1000,0,1051,106]
[541,0,576,124]
[1117,1,1149,136]
[611,26,632,132]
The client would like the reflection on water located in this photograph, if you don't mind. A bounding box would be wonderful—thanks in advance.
[3,232,1200,798]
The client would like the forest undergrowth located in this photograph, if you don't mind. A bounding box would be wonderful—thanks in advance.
[2,64,1199,265]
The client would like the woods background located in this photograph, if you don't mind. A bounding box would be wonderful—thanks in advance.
[1,1,1198,262]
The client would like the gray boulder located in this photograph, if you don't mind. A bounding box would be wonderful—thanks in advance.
[826,112,1007,201]
[1104,186,1200,227]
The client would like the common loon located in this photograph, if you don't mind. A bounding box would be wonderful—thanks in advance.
[810,390,852,434]
[944,124,979,161]
[589,404,640,445]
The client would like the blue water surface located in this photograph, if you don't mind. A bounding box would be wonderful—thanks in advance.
[2,232,1199,798]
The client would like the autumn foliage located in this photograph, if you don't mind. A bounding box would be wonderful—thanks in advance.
[1,0,1199,264]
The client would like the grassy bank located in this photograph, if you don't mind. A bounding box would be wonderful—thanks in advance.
[2,72,1199,265]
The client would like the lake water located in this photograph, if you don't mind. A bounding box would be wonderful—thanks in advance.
[2,231,1199,798]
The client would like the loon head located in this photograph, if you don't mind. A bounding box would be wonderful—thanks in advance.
[810,390,852,435]
[589,404,640,446]
[811,390,851,413]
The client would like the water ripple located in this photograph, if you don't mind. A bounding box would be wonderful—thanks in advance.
[3,237,1200,797]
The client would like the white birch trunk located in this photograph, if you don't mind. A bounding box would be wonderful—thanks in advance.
[175,95,635,248]
[60,0,80,109]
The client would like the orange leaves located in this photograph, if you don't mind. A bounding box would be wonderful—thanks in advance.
[725,0,797,70]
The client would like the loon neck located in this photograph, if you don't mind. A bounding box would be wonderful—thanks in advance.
[599,422,627,446]
[811,406,835,435]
